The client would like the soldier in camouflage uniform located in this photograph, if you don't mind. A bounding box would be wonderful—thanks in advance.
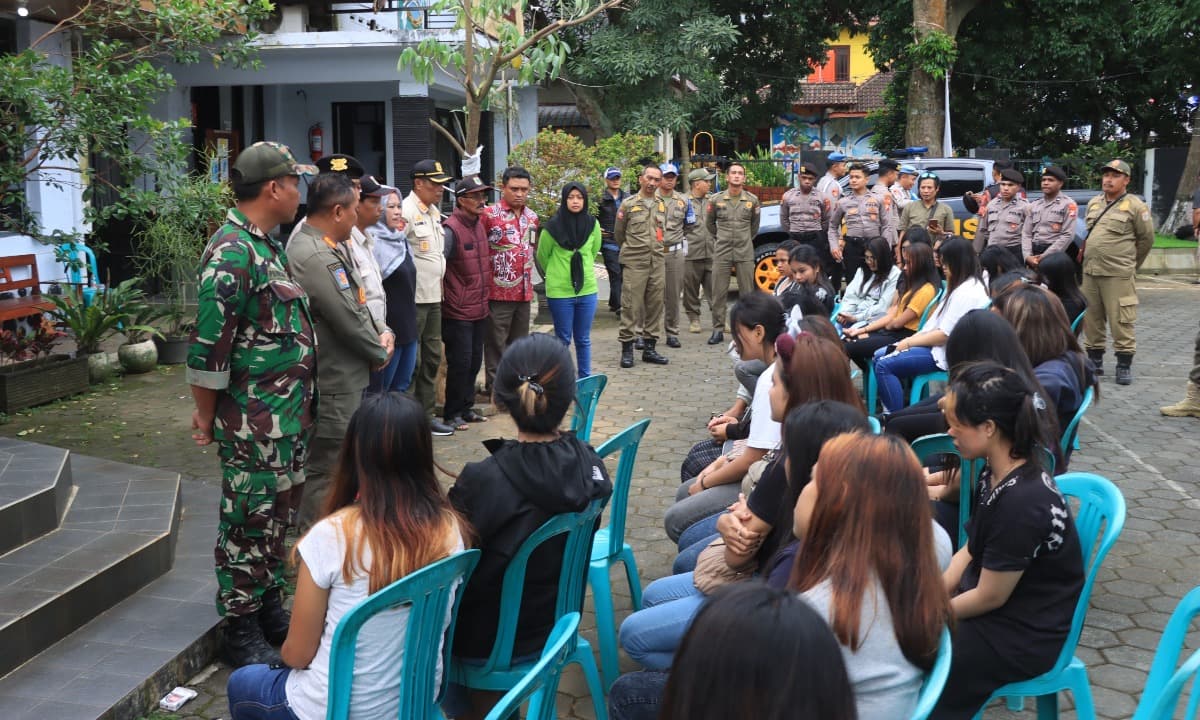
[187,142,317,667]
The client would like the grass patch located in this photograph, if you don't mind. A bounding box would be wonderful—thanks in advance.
[1155,233,1197,249]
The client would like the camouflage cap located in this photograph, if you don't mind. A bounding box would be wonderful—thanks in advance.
[1099,159,1131,177]
[231,142,317,184]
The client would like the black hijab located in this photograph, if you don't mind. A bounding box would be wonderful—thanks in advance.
[545,182,597,293]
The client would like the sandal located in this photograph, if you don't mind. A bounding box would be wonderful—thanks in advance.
[447,416,470,431]
[462,409,489,423]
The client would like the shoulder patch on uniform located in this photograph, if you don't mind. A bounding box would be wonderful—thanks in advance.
[329,263,351,290]
[1141,210,1150,221]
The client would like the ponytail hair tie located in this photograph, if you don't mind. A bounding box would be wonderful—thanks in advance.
[1032,392,1047,411]
[519,374,544,396]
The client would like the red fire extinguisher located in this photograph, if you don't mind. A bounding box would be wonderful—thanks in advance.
[308,123,324,162]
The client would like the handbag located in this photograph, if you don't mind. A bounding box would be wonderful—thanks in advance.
[693,538,755,594]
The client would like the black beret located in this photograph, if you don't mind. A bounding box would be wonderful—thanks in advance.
[999,168,1025,185]
[1041,165,1067,182]
[315,154,365,178]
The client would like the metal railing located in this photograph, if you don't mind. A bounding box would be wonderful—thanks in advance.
[329,2,458,30]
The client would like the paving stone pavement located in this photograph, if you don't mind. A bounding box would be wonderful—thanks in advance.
[3,276,1200,719]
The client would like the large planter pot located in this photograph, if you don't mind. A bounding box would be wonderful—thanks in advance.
[118,340,158,374]
[86,352,120,384]
[154,335,190,365]
[0,354,90,413]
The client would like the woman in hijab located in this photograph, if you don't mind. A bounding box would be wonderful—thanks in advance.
[537,181,603,378]
[369,189,419,393]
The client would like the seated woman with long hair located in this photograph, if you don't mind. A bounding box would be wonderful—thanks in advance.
[790,432,951,720]
[226,393,467,720]
[842,241,941,373]
[657,583,858,720]
[993,283,1098,467]
[872,236,990,414]
[930,363,1084,719]
[1036,251,1087,329]
[664,293,786,543]
[836,236,901,330]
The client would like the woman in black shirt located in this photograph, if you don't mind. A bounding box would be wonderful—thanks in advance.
[930,362,1085,719]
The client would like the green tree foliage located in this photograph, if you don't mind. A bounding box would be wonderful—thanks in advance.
[0,0,271,238]
[563,0,860,139]
[506,129,655,219]
[398,0,621,162]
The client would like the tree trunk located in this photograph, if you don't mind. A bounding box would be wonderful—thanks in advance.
[676,127,692,173]
[1163,105,1200,233]
[565,82,615,138]
[905,0,980,157]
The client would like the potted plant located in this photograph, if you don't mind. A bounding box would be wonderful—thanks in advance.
[0,317,89,412]
[736,147,792,204]
[47,278,156,383]
[117,304,169,374]
[132,160,232,364]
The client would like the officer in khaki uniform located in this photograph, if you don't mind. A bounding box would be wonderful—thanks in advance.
[656,162,691,347]
[705,162,761,344]
[1080,159,1155,385]
[615,165,670,368]
[828,163,891,290]
[1022,165,1078,267]
[682,168,715,333]
[870,158,900,247]
[975,167,1031,265]
[779,162,829,274]
[286,173,388,531]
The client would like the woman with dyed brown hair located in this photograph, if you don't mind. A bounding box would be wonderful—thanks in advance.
[790,432,951,720]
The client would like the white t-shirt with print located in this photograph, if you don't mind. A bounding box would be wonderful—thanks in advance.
[285,514,464,720]
[924,277,990,369]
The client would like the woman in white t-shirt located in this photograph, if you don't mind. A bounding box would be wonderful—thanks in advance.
[872,236,990,413]
[227,393,466,720]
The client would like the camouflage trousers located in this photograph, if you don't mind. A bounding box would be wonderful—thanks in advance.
[215,434,307,617]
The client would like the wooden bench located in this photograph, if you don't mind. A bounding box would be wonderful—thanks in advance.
[0,254,55,323]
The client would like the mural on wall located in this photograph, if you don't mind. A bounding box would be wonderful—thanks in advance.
[772,112,876,159]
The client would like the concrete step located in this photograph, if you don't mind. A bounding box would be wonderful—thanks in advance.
[0,438,72,556]
[0,479,219,720]
[0,453,180,678]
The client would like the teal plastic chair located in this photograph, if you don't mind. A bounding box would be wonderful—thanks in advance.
[1071,308,1086,334]
[1132,586,1200,720]
[1062,386,1095,456]
[910,626,953,720]
[865,283,944,413]
[325,549,481,720]
[483,613,581,720]
[909,370,949,405]
[570,374,608,444]
[452,499,608,720]
[975,472,1127,720]
[911,433,983,550]
[590,418,652,689]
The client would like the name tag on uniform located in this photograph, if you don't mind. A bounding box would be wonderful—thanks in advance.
[329,264,351,290]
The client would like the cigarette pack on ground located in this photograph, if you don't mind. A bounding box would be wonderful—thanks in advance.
[159,686,198,711]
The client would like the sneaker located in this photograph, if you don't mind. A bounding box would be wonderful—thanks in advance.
[429,419,456,436]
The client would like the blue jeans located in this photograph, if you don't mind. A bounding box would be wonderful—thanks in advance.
[227,665,299,720]
[873,345,939,414]
[369,340,418,393]
[547,293,597,378]
[673,511,722,574]
[618,572,704,670]
[609,670,670,720]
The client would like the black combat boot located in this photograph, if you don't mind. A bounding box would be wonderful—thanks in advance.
[1086,349,1104,377]
[222,612,283,667]
[666,335,681,348]
[634,337,645,350]
[1115,352,1133,386]
[259,588,291,645]
[642,340,670,365]
[620,342,635,369]
[707,330,724,345]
